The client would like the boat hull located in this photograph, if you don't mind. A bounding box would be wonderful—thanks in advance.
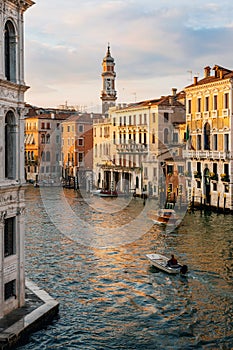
[146,253,182,274]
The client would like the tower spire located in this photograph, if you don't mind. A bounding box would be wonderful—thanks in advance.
[101,44,117,115]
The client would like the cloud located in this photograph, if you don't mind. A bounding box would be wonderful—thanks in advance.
[24,0,233,109]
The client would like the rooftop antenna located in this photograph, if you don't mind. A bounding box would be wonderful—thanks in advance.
[187,70,192,82]
[132,92,137,102]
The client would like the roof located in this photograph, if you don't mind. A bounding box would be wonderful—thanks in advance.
[115,93,185,111]
[62,113,103,123]
[185,65,233,89]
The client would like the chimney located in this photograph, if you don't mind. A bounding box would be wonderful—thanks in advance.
[172,88,177,96]
[204,66,211,78]
[194,76,198,85]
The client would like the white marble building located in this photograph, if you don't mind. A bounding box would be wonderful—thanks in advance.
[0,0,34,317]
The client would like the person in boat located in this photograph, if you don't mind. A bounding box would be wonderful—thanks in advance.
[167,254,178,267]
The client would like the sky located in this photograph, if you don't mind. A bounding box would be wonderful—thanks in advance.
[24,0,233,112]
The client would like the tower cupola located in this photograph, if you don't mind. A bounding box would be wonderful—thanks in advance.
[101,44,117,115]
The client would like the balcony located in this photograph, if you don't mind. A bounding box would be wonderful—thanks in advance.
[222,109,229,117]
[116,143,148,154]
[203,111,209,119]
[220,174,230,183]
[193,171,202,180]
[211,110,218,118]
[195,112,202,119]
[183,150,230,161]
[209,173,219,181]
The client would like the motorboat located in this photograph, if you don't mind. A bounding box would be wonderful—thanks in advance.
[150,208,181,226]
[146,253,188,274]
[98,190,118,197]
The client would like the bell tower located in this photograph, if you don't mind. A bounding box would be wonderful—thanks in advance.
[101,44,117,115]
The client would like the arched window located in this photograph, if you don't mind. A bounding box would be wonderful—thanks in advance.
[41,134,45,144]
[164,128,169,144]
[204,123,210,150]
[46,151,50,162]
[46,134,50,144]
[41,151,45,161]
[5,111,16,179]
[4,21,16,82]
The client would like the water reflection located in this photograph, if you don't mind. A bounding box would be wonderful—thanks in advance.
[19,186,233,350]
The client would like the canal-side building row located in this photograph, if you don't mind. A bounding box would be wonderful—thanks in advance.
[61,112,102,189]
[0,0,34,317]
[184,65,233,211]
[24,106,75,184]
[93,89,187,204]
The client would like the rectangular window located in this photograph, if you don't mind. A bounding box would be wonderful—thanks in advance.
[224,134,229,151]
[119,117,122,126]
[41,122,45,129]
[78,125,84,133]
[113,118,116,126]
[173,133,178,143]
[152,113,155,123]
[144,167,148,177]
[124,116,126,126]
[224,93,229,109]
[205,96,209,111]
[213,182,217,191]
[224,163,229,176]
[47,123,50,129]
[144,114,147,124]
[178,165,184,175]
[153,167,157,177]
[213,134,218,151]
[197,98,201,113]
[100,128,102,137]
[167,165,173,174]
[213,95,217,110]
[164,112,169,122]
[188,100,191,114]
[133,115,136,125]
[4,217,15,257]
[78,138,84,146]
[4,280,16,300]
[78,153,83,163]
[197,161,201,174]
[67,125,70,132]
[139,114,142,124]
[197,135,202,150]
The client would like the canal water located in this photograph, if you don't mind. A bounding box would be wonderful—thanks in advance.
[18,186,233,349]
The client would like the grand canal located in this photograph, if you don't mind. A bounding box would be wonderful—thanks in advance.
[19,186,233,349]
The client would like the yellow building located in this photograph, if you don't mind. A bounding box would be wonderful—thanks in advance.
[184,65,232,211]
[25,108,73,184]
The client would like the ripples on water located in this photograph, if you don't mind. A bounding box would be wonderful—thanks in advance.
[18,186,233,349]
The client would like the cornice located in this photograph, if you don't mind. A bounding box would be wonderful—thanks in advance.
[8,0,35,11]
[185,78,232,94]
[0,79,29,92]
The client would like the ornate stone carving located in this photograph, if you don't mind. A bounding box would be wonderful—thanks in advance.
[0,211,7,222]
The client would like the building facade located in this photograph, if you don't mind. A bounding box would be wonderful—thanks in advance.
[100,45,117,115]
[183,65,233,211]
[61,113,102,190]
[0,0,34,317]
[24,107,74,184]
[93,89,186,201]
